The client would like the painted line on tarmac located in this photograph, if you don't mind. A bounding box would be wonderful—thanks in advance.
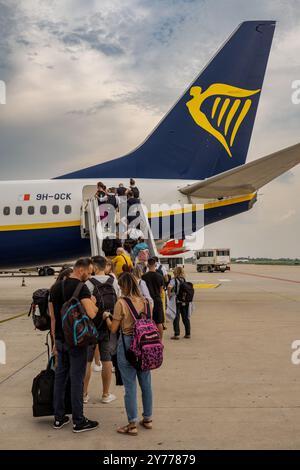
[0,351,46,386]
[233,270,300,285]
[0,312,27,324]
[193,283,220,289]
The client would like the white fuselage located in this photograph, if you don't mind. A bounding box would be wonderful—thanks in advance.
[0,178,199,228]
[0,177,256,269]
[0,178,203,269]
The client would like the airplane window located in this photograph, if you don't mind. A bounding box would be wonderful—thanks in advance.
[52,205,59,215]
[65,205,72,214]
[15,206,22,215]
[3,207,10,216]
[28,206,35,215]
[40,206,47,215]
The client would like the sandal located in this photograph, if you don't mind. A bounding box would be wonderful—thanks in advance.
[140,419,153,430]
[117,423,138,436]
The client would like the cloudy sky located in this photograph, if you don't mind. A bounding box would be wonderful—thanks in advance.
[0,0,300,257]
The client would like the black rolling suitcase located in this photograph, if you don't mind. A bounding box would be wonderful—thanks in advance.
[32,337,72,417]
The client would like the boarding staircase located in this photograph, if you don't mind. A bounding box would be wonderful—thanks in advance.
[80,188,158,258]
[136,204,159,258]
[81,197,105,257]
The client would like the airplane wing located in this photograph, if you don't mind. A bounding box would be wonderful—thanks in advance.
[179,143,300,198]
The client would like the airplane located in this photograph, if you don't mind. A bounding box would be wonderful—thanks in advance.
[1,20,300,271]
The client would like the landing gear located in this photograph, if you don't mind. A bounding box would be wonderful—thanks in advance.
[38,266,55,276]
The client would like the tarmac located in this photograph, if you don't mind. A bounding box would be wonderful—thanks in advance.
[1,264,300,450]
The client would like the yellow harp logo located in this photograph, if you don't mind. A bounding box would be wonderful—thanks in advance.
[186,84,260,157]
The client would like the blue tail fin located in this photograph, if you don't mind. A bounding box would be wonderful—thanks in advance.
[59,21,275,180]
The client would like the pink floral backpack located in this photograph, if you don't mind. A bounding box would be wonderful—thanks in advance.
[121,297,164,371]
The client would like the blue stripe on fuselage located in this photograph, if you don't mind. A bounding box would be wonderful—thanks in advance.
[0,225,91,269]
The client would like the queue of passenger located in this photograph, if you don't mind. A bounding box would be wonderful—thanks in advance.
[44,179,194,435]
[96,178,145,261]
[47,254,193,436]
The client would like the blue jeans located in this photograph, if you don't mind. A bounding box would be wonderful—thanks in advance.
[117,335,152,423]
[53,340,88,425]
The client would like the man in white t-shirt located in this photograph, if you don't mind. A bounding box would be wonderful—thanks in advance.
[84,256,120,404]
[153,256,169,283]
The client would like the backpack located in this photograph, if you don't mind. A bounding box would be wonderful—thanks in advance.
[61,281,98,348]
[89,277,117,331]
[138,249,149,263]
[102,237,121,257]
[176,278,195,304]
[122,297,164,371]
[132,187,140,199]
[28,289,51,331]
[107,194,118,208]
[156,264,163,276]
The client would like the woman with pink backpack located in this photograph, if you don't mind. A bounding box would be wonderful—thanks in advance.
[103,272,163,436]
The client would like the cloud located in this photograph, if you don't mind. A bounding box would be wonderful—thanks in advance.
[66,98,116,115]
[0,1,19,80]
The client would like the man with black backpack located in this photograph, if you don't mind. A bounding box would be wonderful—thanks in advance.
[85,256,119,404]
[49,258,99,433]
[167,266,194,340]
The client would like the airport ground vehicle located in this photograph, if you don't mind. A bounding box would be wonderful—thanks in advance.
[159,256,185,271]
[196,249,230,272]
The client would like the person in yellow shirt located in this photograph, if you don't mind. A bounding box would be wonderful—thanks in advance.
[112,247,133,278]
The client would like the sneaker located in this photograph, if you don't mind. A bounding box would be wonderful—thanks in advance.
[101,393,117,404]
[73,418,99,433]
[53,415,70,430]
[184,335,191,339]
[93,362,103,372]
[83,394,90,404]
[171,335,180,340]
